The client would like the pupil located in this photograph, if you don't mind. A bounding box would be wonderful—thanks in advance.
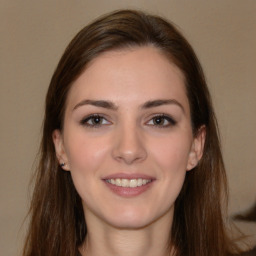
[93,117,101,124]
[154,117,163,125]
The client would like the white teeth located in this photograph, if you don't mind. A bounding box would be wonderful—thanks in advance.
[115,178,121,186]
[137,178,143,186]
[121,179,129,187]
[142,179,147,185]
[106,178,151,188]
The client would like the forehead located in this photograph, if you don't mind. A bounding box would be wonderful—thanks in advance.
[66,46,189,110]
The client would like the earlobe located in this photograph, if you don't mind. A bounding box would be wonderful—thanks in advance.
[187,126,206,171]
[52,129,70,171]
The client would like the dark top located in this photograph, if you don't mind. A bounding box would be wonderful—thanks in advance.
[239,246,256,256]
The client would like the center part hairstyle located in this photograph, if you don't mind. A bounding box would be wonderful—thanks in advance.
[23,9,240,256]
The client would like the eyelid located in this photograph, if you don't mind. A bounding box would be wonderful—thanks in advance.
[146,114,177,127]
[80,114,112,127]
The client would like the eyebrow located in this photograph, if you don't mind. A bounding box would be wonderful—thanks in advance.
[73,100,118,111]
[73,99,184,112]
[141,99,184,112]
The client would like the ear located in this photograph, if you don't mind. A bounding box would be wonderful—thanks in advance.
[52,129,70,171]
[186,126,206,171]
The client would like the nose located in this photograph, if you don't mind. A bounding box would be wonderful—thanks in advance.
[111,124,147,165]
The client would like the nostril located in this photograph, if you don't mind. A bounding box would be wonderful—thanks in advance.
[111,136,147,164]
[114,150,146,165]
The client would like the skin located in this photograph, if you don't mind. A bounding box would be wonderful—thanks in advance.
[53,46,205,256]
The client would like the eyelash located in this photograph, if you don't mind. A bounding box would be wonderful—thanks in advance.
[147,114,177,128]
[80,114,176,128]
[80,114,111,128]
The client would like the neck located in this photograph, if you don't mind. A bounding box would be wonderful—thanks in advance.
[79,210,174,256]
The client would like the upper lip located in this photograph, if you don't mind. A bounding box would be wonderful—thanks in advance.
[102,173,155,180]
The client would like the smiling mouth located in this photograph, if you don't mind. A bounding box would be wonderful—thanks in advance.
[105,178,152,188]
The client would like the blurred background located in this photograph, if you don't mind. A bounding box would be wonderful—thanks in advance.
[0,1,255,255]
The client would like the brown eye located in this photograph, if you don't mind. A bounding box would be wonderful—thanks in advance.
[90,116,103,125]
[147,115,176,127]
[80,115,111,127]
[153,116,166,125]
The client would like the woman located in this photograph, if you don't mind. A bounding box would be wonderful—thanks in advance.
[23,9,242,256]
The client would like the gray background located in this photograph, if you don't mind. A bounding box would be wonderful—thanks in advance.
[1,1,255,255]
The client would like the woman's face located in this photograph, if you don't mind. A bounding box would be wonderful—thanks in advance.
[53,46,205,229]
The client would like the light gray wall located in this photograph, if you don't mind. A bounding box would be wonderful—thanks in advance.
[1,1,255,255]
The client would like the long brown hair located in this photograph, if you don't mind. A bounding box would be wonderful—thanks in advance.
[23,9,241,256]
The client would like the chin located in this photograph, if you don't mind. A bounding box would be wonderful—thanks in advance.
[103,206,166,230]
[108,217,152,230]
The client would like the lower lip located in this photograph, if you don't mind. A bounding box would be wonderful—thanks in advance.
[103,180,154,197]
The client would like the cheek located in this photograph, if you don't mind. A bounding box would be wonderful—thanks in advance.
[153,137,190,202]
[65,135,109,170]
[64,135,110,203]
[64,135,110,194]
[151,135,192,174]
